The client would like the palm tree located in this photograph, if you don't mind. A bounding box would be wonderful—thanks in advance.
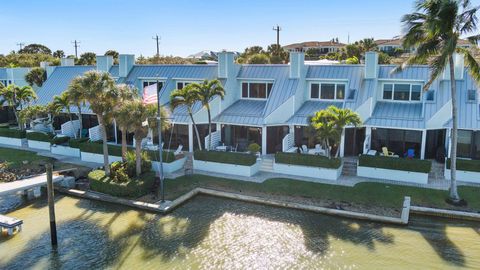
[328,106,362,157]
[0,84,37,130]
[66,83,86,138]
[52,91,77,138]
[310,113,339,159]
[359,38,378,53]
[170,84,203,150]
[113,84,138,161]
[68,71,117,175]
[191,79,225,150]
[397,0,480,203]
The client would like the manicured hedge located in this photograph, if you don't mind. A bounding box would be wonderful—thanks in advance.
[0,128,26,138]
[358,155,432,173]
[446,158,480,173]
[194,150,257,166]
[26,131,54,142]
[50,136,70,145]
[275,152,342,169]
[145,150,175,163]
[79,141,175,162]
[88,170,156,198]
[68,137,89,148]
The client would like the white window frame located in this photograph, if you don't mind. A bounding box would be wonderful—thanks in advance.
[309,82,346,100]
[381,82,423,102]
[141,80,164,92]
[241,81,274,100]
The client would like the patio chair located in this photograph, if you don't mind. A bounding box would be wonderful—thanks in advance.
[404,148,415,159]
[382,147,398,157]
[174,144,183,156]
[231,144,238,152]
[301,145,308,154]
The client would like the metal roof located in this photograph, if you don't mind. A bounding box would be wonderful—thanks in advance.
[287,100,344,125]
[365,101,424,129]
[213,100,266,126]
[109,65,119,77]
[124,65,218,84]
[378,65,431,81]
[306,65,364,91]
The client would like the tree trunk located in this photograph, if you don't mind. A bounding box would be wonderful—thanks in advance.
[207,108,212,151]
[448,56,460,201]
[121,128,127,162]
[98,115,110,176]
[67,109,77,139]
[189,109,202,151]
[14,108,21,130]
[77,106,83,138]
[135,136,142,176]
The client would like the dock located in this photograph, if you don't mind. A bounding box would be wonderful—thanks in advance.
[0,214,23,236]
[0,174,66,197]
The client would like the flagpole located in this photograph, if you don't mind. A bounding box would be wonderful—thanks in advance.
[156,79,165,203]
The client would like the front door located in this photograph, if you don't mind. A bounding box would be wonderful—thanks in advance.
[267,126,289,154]
[344,128,365,156]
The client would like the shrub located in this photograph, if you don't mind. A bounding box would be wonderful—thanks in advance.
[26,131,55,142]
[50,135,70,145]
[125,151,152,176]
[145,149,175,163]
[248,143,261,153]
[358,155,432,173]
[275,152,342,169]
[0,128,26,138]
[88,169,156,198]
[194,150,257,166]
[68,137,89,148]
[109,161,130,183]
[446,158,480,172]
[79,141,124,156]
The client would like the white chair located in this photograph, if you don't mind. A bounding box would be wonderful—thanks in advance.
[301,145,308,154]
[174,144,183,156]
[231,144,238,152]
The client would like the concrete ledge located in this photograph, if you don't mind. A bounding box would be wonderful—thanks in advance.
[410,205,480,221]
[0,136,25,147]
[357,166,429,184]
[56,187,408,225]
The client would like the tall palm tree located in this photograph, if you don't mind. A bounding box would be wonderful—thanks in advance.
[113,84,138,161]
[328,106,362,157]
[52,91,77,138]
[66,83,86,138]
[0,84,37,130]
[123,99,162,176]
[359,38,378,53]
[68,71,117,175]
[397,0,480,203]
[170,84,203,150]
[191,79,225,150]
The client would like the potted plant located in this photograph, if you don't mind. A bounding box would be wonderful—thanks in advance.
[248,143,261,159]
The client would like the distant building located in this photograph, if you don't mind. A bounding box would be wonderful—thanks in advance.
[376,37,473,54]
[283,41,346,54]
[188,50,219,60]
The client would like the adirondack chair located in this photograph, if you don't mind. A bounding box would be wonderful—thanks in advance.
[382,147,398,157]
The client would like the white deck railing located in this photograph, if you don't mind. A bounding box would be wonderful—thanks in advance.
[61,120,80,138]
[205,130,221,150]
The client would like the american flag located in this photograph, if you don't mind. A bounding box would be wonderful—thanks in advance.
[142,83,159,105]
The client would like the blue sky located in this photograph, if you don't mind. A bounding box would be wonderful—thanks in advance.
[1,0,479,57]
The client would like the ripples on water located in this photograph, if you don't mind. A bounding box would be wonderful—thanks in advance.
[0,194,479,269]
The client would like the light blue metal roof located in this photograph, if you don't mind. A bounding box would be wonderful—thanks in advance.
[213,100,266,126]
[378,65,431,81]
[109,65,119,77]
[287,100,344,125]
[365,101,424,129]
[124,65,218,85]
[36,66,95,113]
[237,65,289,79]
[306,65,364,91]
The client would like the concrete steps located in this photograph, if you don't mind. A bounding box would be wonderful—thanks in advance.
[428,160,445,181]
[342,157,358,176]
[260,157,274,172]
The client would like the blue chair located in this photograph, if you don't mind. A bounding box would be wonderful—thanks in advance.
[404,149,415,159]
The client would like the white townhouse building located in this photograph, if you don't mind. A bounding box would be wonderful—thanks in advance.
[31,51,480,161]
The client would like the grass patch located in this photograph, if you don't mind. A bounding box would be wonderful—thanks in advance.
[26,131,55,142]
[0,128,26,139]
[0,147,53,168]
[165,174,480,212]
[88,169,156,198]
[275,152,341,169]
[358,155,432,173]
[446,158,480,173]
[194,150,257,166]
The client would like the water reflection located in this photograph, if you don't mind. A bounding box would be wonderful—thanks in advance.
[0,195,479,269]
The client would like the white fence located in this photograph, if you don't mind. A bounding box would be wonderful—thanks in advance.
[282,133,294,152]
[205,130,221,150]
[88,125,102,141]
[61,120,80,138]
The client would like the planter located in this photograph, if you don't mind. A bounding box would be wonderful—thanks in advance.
[0,136,25,147]
[193,158,260,178]
[273,162,342,181]
[357,166,428,184]
[28,140,51,151]
[81,151,123,164]
[151,157,187,174]
[51,145,81,157]
[444,168,480,184]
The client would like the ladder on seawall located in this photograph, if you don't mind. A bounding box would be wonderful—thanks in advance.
[0,214,23,236]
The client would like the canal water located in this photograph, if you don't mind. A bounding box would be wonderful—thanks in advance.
[0,194,479,269]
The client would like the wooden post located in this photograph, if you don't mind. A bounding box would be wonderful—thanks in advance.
[46,163,58,247]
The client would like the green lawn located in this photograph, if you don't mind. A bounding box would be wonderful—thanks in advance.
[165,174,480,212]
[0,147,53,168]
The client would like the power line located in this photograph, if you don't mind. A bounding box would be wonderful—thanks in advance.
[71,40,81,58]
[152,35,161,57]
[16,42,25,51]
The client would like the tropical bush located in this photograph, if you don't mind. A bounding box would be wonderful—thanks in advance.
[247,143,261,153]
[194,150,257,166]
[358,155,432,173]
[26,131,55,142]
[275,152,342,169]
[125,151,151,176]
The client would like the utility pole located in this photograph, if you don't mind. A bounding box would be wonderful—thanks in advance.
[272,25,282,48]
[16,42,25,51]
[72,40,80,58]
[155,79,165,203]
[152,35,160,58]
[46,163,58,248]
